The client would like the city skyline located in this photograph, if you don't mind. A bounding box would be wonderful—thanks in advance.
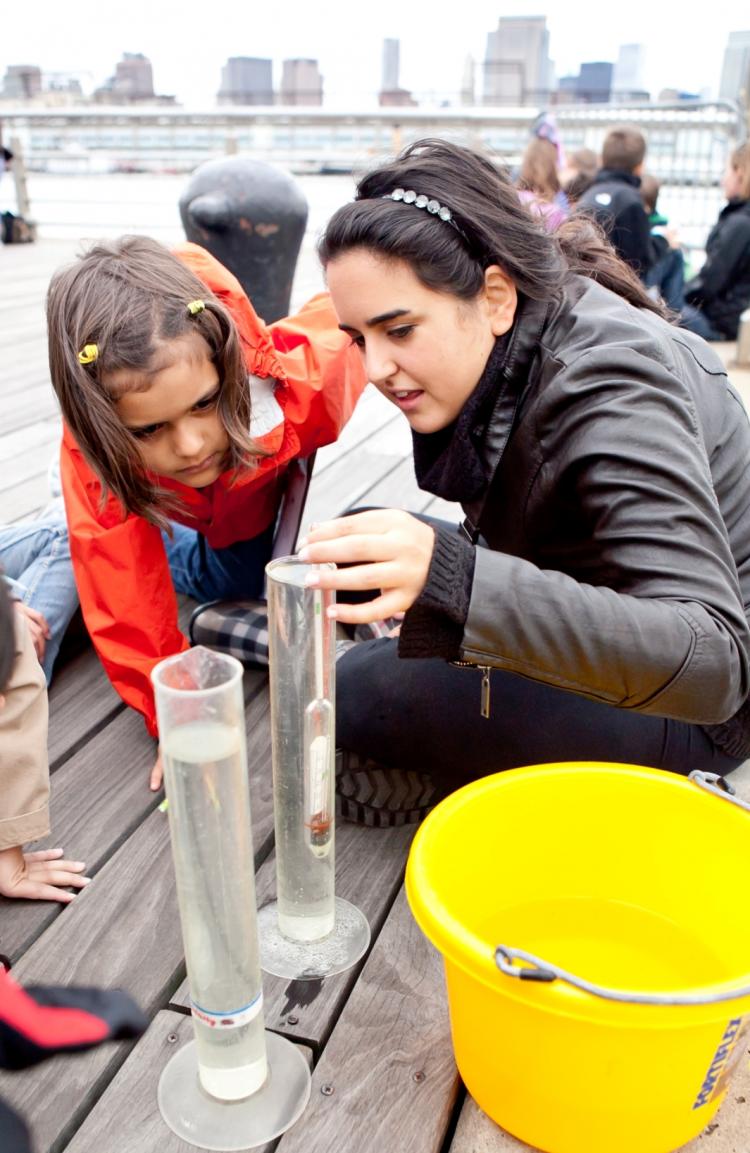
[2,1,750,108]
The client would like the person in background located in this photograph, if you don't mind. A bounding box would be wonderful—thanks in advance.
[559,148,598,206]
[640,173,686,312]
[680,142,750,342]
[576,125,655,278]
[516,113,569,231]
[297,138,750,826]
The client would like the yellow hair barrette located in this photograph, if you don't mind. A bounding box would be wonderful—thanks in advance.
[187,299,205,316]
[78,343,99,365]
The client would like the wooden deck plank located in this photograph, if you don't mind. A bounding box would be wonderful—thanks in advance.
[62,1011,313,1153]
[47,647,124,772]
[0,418,61,464]
[0,471,52,520]
[274,888,459,1153]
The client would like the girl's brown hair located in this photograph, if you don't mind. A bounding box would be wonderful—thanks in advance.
[47,235,260,528]
[518,136,561,201]
[729,142,750,200]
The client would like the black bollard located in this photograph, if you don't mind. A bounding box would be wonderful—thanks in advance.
[179,156,309,323]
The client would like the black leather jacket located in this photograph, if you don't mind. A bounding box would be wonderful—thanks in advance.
[420,277,750,755]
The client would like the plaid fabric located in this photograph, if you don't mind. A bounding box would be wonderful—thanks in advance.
[189,600,270,666]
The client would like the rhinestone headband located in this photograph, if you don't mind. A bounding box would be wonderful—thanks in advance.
[381,187,470,245]
[384,187,454,221]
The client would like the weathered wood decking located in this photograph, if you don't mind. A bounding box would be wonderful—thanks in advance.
[1,239,750,1153]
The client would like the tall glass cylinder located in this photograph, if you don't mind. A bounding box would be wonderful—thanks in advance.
[152,647,310,1150]
[258,559,369,981]
[267,559,337,940]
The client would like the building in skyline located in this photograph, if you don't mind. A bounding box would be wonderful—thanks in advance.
[719,30,750,106]
[460,55,476,106]
[94,53,156,103]
[2,65,43,100]
[612,44,648,101]
[381,39,399,92]
[280,59,323,106]
[577,61,613,103]
[378,35,416,106]
[483,16,552,105]
[218,57,273,106]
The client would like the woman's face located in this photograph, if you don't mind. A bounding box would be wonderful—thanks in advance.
[722,162,744,201]
[110,333,230,486]
[326,250,514,434]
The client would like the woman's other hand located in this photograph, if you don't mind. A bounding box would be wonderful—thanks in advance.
[298,509,435,625]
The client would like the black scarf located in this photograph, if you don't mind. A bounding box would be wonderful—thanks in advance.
[412,333,511,503]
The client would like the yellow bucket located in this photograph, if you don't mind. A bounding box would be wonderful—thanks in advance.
[405,762,750,1153]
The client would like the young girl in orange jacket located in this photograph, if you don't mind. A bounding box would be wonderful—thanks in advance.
[45,235,366,787]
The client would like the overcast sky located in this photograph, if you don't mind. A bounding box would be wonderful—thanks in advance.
[2,1,749,108]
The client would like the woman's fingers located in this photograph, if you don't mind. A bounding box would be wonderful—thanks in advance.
[328,591,408,626]
[305,561,397,592]
[302,509,406,544]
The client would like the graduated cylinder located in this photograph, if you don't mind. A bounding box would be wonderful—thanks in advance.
[152,647,267,1102]
[266,557,336,942]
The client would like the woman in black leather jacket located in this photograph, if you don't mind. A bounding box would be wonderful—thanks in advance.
[300,139,750,824]
[681,142,750,341]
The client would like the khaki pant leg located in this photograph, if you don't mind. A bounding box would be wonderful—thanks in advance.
[0,614,50,850]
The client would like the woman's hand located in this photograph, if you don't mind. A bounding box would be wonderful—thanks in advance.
[298,509,435,625]
[0,846,89,903]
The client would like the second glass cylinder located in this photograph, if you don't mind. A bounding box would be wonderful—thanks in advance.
[266,557,336,942]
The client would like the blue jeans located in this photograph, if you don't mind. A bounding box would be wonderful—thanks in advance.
[0,500,78,683]
[163,520,275,602]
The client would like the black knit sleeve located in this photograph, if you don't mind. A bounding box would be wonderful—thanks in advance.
[397,525,476,660]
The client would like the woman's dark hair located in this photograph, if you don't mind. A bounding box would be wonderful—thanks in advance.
[318,138,663,316]
[47,235,261,529]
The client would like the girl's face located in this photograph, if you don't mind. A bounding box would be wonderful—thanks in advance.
[111,333,230,486]
[326,250,516,434]
[722,162,744,201]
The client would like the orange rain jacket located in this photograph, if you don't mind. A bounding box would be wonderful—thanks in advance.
[60,243,366,736]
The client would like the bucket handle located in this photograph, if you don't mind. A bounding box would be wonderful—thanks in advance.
[494,770,750,1006]
[688,770,750,815]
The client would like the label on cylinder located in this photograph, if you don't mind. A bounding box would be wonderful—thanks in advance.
[190,991,264,1030]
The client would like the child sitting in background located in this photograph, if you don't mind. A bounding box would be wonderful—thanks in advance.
[640,173,686,312]
[0,578,88,901]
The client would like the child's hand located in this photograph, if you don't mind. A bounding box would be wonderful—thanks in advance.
[150,752,164,792]
[298,509,436,625]
[14,603,51,663]
[0,846,89,903]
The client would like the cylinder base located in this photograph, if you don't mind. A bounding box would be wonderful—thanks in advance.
[157,1031,311,1150]
[257,897,370,979]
